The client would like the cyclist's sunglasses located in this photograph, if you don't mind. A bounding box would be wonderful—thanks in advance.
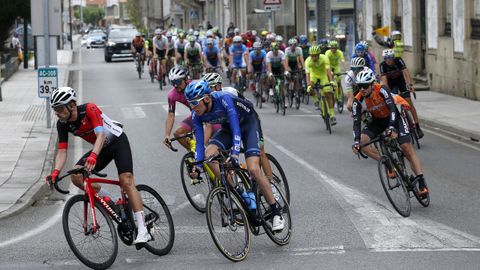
[357,83,372,90]
[351,67,363,72]
[188,96,207,107]
[171,79,183,87]
[384,56,395,60]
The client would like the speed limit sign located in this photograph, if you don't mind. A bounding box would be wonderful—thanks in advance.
[38,67,58,98]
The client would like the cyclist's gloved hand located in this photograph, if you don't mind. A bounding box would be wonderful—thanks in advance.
[268,72,273,78]
[284,71,289,76]
[307,85,312,93]
[228,154,240,168]
[386,126,398,138]
[46,169,60,187]
[163,136,172,147]
[352,142,360,154]
[85,152,97,172]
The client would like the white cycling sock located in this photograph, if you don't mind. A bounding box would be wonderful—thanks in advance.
[134,211,147,233]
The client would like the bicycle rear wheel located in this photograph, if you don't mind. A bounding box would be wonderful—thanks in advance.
[321,95,331,134]
[265,153,290,203]
[378,156,411,217]
[257,182,292,246]
[337,86,344,113]
[206,187,251,262]
[281,90,286,116]
[63,194,118,270]
[180,152,210,213]
[136,184,175,255]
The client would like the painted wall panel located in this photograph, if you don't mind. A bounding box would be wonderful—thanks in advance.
[453,0,464,52]
[427,0,438,49]
[402,0,413,46]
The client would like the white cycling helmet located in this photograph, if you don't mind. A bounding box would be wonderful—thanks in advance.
[168,65,187,81]
[382,49,395,58]
[50,87,77,108]
[234,28,240,34]
[206,38,214,45]
[166,31,172,38]
[233,35,242,43]
[275,35,283,42]
[206,30,213,37]
[359,40,368,49]
[202,72,222,86]
[350,57,366,68]
[355,68,376,85]
[154,29,161,35]
[288,38,297,46]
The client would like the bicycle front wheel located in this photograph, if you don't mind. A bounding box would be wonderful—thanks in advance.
[137,184,175,255]
[257,182,292,246]
[180,152,210,213]
[206,187,251,262]
[378,156,411,217]
[63,194,118,270]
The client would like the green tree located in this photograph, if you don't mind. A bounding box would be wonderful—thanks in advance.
[74,6,105,26]
[125,0,142,29]
[0,0,30,50]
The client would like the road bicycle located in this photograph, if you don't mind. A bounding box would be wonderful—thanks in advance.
[312,81,334,134]
[135,52,143,79]
[48,168,174,270]
[358,133,430,217]
[333,72,346,113]
[272,74,286,116]
[301,73,309,105]
[253,71,266,108]
[286,70,304,110]
[156,57,168,90]
[188,62,203,80]
[166,132,290,212]
[189,151,292,262]
[233,67,247,96]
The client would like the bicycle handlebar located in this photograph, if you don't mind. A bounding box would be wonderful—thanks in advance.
[165,132,194,152]
[49,168,107,195]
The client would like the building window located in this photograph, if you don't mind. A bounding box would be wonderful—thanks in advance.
[472,0,480,39]
[441,0,452,36]
[393,0,402,31]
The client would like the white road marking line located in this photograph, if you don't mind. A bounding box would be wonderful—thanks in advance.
[98,101,167,109]
[170,194,203,214]
[424,128,480,152]
[264,135,480,252]
[121,106,146,119]
[299,107,313,113]
[161,104,190,116]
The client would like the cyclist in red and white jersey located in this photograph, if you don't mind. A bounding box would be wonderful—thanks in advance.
[47,87,152,244]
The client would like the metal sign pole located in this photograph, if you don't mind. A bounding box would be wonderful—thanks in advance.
[44,0,52,128]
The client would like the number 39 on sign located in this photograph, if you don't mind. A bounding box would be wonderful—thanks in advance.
[38,67,58,98]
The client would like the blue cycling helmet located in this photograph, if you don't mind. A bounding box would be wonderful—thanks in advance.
[299,35,308,44]
[319,38,329,46]
[355,43,366,53]
[185,80,211,101]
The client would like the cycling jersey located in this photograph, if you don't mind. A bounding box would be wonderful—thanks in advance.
[249,49,267,72]
[305,54,330,85]
[174,39,187,56]
[167,39,175,57]
[153,35,168,50]
[325,49,345,73]
[57,103,123,150]
[300,44,310,59]
[380,58,408,96]
[352,83,401,142]
[192,91,260,162]
[344,67,369,94]
[145,39,153,51]
[203,46,220,66]
[185,42,202,62]
[229,43,248,68]
[285,46,303,70]
[266,50,285,74]
[132,37,144,49]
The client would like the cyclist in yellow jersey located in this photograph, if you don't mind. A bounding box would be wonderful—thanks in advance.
[305,45,337,124]
[325,40,346,75]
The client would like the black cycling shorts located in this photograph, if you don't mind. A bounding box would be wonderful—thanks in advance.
[362,116,410,145]
[390,83,410,98]
[76,133,133,175]
[156,49,166,59]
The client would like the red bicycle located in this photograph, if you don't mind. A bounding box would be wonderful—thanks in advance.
[49,167,174,270]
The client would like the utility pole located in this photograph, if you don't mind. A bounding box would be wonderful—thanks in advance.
[315,0,330,43]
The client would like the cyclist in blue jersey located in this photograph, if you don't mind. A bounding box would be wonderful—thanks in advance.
[229,35,249,92]
[351,42,378,75]
[202,38,223,73]
[185,80,285,232]
[248,42,267,98]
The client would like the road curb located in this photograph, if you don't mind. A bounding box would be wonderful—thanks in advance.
[420,117,480,145]
[0,67,73,220]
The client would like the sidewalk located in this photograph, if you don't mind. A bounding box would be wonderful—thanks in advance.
[0,50,73,219]
[414,91,480,141]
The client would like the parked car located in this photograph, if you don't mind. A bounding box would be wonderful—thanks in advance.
[104,28,137,62]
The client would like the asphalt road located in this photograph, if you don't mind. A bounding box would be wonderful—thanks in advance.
[0,47,479,270]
